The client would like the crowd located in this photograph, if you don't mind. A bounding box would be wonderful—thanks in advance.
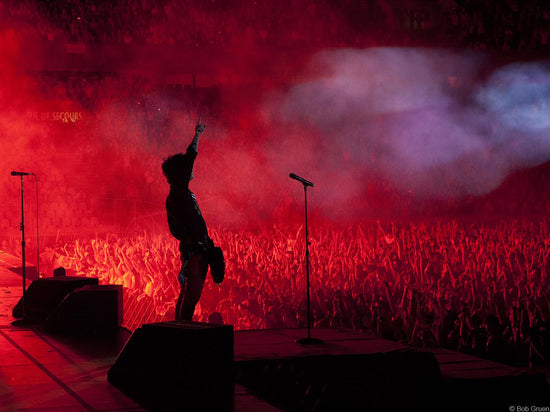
[27,217,550,367]
[1,0,549,51]
[439,0,550,51]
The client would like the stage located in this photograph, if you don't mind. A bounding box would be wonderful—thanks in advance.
[0,252,548,411]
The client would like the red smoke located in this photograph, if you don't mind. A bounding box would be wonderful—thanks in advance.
[1,1,549,247]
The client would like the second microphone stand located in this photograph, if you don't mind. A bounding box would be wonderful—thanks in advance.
[17,175,27,320]
[295,180,323,345]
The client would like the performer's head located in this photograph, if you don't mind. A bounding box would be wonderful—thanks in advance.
[162,153,193,185]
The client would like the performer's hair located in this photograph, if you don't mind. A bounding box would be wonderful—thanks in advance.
[161,153,185,185]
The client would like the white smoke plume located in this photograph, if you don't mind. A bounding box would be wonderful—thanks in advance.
[264,48,550,203]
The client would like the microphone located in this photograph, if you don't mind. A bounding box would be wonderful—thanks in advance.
[11,171,33,176]
[289,173,314,187]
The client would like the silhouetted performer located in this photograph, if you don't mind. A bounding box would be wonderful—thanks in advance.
[162,118,209,321]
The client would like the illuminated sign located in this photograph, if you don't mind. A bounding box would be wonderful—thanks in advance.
[27,111,84,123]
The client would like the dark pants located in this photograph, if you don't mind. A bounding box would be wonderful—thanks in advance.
[175,249,209,321]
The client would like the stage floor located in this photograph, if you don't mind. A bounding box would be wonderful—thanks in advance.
[0,253,280,411]
[232,328,549,410]
[0,251,548,411]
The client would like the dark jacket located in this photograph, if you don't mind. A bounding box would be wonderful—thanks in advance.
[165,145,208,249]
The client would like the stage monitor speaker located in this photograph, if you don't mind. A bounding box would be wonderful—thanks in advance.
[43,284,123,336]
[12,276,99,322]
[108,321,234,409]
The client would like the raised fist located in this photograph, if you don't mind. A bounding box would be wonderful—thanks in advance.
[195,117,206,135]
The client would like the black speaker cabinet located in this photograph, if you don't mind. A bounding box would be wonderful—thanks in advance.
[12,276,99,322]
[43,284,123,336]
[108,321,234,410]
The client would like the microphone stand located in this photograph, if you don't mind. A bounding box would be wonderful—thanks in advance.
[295,180,323,345]
[17,175,27,320]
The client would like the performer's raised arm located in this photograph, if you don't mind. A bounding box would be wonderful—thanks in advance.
[162,118,206,186]
[190,117,206,153]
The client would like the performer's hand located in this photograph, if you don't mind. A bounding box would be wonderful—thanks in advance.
[195,117,206,135]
